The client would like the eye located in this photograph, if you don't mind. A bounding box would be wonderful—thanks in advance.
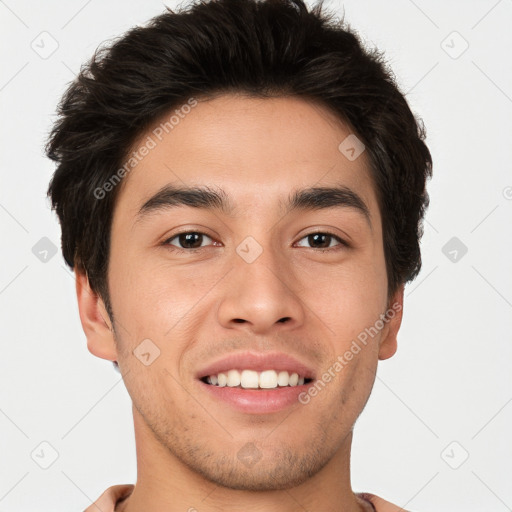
[164,231,216,250]
[163,230,348,252]
[295,231,348,251]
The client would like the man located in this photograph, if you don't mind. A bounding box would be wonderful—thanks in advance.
[46,0,433,510]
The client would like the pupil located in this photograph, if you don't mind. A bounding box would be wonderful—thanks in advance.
[181,232,201,248]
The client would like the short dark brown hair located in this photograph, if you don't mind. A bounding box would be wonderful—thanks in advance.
[46,0,433,318]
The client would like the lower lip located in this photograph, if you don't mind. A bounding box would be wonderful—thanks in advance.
[198,380,313,414]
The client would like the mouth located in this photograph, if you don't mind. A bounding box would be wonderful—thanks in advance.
[195,351,316,414]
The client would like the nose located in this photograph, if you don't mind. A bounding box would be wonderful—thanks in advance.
[216,242,305,335]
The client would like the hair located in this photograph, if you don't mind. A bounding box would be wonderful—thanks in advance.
[46,0,433,320]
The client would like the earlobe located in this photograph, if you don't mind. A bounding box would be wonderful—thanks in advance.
[378,284,404,361]
[75,270,118,361]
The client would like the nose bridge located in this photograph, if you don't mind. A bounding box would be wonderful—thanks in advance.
[216,232,304,332]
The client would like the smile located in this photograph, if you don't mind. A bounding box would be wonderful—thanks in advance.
[201,369,313,389]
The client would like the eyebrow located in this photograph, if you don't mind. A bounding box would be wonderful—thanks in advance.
[286,184,371,228]
[135,183,372,228]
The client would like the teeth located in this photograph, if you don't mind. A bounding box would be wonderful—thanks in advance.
[227,369,241,387]
[217,373,227,387]
[205,369,308,389]
[289,372,299,386]
[259,370,277,389]
[277,371,289,386]
[241,369,259,388]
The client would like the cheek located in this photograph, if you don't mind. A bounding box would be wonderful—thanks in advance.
[109,255,226,355]
[296,258,387,335]
[338,354,377,421]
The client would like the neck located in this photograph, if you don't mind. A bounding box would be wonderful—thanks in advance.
[120,405,366,512]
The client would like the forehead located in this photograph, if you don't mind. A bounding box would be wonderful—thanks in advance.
[114,94,379,222]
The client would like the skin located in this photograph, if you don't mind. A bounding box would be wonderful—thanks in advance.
[76,94,404,512]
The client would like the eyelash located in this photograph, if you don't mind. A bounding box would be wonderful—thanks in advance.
[162,230,349,253]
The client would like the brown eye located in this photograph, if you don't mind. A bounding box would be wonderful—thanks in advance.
[165,232,214,250]
[295,232,347,251]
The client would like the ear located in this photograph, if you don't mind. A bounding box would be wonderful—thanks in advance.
[75,269,118,361]
[378,284,404,361]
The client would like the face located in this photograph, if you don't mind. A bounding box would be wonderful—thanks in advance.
[80,94,403,491]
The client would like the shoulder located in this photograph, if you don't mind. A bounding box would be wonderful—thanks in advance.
[357,492,411,512]
[86,486,408,512]
[83,484,134,512]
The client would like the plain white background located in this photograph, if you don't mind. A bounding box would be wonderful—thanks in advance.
[1,0,511,510]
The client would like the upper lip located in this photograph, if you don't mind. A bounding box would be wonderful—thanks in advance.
[196,351,316,380]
